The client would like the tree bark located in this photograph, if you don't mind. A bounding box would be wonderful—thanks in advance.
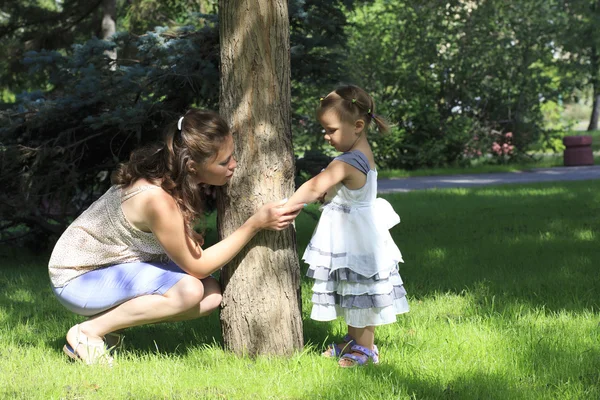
[101,0,117,69]
[588,42,599,131]
[217,0,303,356]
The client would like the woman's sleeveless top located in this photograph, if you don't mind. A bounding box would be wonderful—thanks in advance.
[48,185,167,287]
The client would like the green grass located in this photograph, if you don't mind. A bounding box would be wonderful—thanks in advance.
[2,181,600,399]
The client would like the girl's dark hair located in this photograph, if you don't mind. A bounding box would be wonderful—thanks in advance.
[112,109,230,246]
[317,84,389,133]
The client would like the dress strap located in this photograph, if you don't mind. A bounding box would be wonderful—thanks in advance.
[334,150,372,175]
[121,185,161,202]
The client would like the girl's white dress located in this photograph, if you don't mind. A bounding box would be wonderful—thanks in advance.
[303,150,409,328]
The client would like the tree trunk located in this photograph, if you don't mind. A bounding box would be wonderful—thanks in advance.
[217,0,303,356]
[101,0,117,69]
[588,43,599,131]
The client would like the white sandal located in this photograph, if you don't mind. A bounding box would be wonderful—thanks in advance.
[63,324,114,366]
[104,332,124,355]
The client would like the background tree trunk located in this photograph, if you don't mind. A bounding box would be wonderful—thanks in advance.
[588,43,599,131]
[216,0,304,356]
[101,0,117,69]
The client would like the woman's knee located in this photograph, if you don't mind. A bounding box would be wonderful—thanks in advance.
[166,275,205,309]
[200,277,223,314]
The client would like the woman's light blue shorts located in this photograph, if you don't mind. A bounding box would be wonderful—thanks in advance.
[52,261,189,317]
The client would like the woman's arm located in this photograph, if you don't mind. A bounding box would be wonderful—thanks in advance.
[286,160,353,206]
[145,192,303,279]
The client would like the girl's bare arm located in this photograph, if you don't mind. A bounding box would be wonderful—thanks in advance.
[286,160,355,206]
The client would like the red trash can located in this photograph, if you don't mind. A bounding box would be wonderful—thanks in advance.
[563,135,594,166]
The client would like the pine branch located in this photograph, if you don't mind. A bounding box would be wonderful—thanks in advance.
[0,0,104,39]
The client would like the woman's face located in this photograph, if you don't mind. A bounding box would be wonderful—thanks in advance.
[190,135,237,186]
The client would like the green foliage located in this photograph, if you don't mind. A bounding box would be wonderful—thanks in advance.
[0,0,364,246]
[553,0,600,89]
[289,0,363,154]
[0,0,108,95]
[321,0,575,168]
[121,0,218,33]
[0,22,221,247]
[2,0,598,244]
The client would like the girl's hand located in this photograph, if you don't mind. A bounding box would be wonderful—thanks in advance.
[251,199,305,231]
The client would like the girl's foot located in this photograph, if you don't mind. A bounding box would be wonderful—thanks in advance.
[338,344,379,367]
[322,334,355,358]
[64,324,113,366]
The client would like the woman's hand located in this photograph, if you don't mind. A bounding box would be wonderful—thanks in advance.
[250,199,305,231]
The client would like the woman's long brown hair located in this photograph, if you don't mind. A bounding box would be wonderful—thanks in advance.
[112,109,230,246]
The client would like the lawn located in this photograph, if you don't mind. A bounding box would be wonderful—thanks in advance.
[1,180,599,399]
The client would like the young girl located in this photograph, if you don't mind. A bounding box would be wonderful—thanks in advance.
[287,85,409,367]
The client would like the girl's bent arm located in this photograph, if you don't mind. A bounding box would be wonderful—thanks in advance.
[287,160,352,206]
[146,192,302,279]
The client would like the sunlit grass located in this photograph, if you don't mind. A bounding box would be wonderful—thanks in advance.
[1,180,599,399]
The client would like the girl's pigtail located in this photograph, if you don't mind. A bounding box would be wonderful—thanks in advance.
[372,114,390,133]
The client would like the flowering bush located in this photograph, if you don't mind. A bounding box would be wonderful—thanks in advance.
[464,130,516,163]
[492,131,515,157]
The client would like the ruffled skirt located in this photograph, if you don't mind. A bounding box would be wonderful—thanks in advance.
[303,198,409,328]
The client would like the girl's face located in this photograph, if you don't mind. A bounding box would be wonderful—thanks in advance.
[318,109,363,152]
[190,134,237,186]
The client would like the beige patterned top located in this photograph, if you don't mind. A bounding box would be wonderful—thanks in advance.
[48,185,167,287]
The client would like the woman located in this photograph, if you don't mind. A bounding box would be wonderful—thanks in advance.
[48,109,304,364]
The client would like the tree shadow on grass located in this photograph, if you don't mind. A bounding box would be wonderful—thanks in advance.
[296,327,600,399]
[299,362,527,400]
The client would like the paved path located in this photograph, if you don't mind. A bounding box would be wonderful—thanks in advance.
[378,165,600,193]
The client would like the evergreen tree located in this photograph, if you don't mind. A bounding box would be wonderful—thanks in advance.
[0,0,361,247]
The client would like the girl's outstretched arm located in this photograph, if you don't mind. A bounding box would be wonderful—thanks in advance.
[287,160,354,206]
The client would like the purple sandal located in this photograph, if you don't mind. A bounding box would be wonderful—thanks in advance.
[322,334,356,358]
[338,344,379,367]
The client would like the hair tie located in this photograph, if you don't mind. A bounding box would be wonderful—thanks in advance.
[177,116,184,131]
[319,97,324,101]
[351,98,357,103]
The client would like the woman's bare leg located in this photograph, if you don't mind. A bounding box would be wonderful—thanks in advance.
[66,276,222,360]
[159,277,222,322]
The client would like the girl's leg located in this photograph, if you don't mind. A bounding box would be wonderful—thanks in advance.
[339,325,375,367]
[347,325,375,349]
